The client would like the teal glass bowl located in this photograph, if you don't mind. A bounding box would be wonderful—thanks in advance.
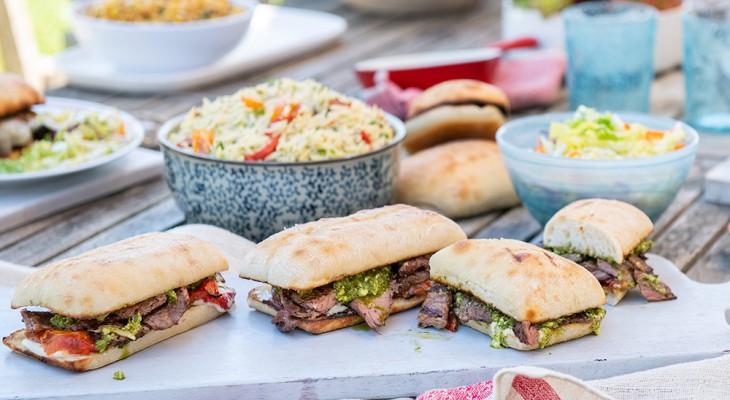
[496,112,699,226]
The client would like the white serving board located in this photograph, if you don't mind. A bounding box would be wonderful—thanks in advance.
[705,156,730,206]
[56,5,347,93]
[0,148,163,234]
[0,252,728,399]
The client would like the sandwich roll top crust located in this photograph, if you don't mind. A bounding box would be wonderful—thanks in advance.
[11,232,229,318]
[430,238,605,323]
[395,140,519,218]
[240,204,466,290]
[543,199,654,264]
[0,73,44,117]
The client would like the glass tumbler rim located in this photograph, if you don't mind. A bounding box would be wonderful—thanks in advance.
[562,1,658,23]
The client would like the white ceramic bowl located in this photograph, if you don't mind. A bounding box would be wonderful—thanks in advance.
[70,0,256,72]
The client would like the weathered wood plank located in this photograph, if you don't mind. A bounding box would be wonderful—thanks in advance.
[687,223,730,283]
[46,198,184,264]
[651,199,730,272]
[0,179,172,266]
[457,211,503,238]
[472,207,542,242]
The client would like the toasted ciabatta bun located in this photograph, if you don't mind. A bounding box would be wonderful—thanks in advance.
[0,73,44,118]
[431,239,605,323]
[462,319,599,351]
[3,305,225,371]
[543,198,653,264]
[247,284,425,334]
[395,140,519,218]
[240,204,466,290]
[404,79,509,154]
[605,289,628,307]
[11,232,229,318]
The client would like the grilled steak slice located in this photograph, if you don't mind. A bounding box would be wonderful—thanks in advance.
[21,310,55,332]
[289,286,338,315]
[349,287,394,332]
[596,259,619,277]
[272,309,298,333]
[454,293,493,325]
[634,270,676,301]
[628,254,653,273]
[395,270,431,299]
[418,283,452,329]
[111,293,167,321]
[512,321,539,347]
[143,287,190,330]
[398,255,431,276]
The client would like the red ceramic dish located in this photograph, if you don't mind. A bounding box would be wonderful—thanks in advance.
[354,38,538,90]
[355,48,501,90]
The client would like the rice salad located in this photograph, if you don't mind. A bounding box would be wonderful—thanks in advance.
[170,79,395,162]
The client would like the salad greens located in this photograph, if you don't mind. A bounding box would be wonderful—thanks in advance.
[0,110,127,174]
[536,106,687,159]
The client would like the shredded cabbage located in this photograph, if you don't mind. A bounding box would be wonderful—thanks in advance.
[536,106,687,159]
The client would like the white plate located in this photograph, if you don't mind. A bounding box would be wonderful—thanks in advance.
[0,97,144,185]
[55,5,347,93]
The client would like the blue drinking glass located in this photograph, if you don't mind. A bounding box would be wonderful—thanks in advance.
[563,2,657,112]
[683,3,730,133]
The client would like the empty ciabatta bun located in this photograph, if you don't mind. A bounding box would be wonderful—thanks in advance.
[2,304,225,371]
[239,204,466,290]
[0,73,44,118]
[543,199,653,264]
[395,140,519,218]
[11,232,229,318]
[404,79,509,153]
[247,284,425,334]
[430,239,605,323]
[462,319,599,351]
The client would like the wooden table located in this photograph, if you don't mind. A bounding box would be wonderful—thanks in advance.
[2,1,729,287]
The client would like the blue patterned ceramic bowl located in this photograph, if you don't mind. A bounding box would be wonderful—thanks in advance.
[158,113,406,242]
[496,112,699,226]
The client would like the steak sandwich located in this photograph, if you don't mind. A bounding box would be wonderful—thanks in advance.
[418,239,607,350]
[3,232,236,371]
[543,199,676,305]
[0,73,44,158]
[242,204,466,334]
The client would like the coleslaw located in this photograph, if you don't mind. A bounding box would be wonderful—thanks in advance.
[535,106,687,159]
[170,78,395,162]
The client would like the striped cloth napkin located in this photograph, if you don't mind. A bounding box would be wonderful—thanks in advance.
[417,354,730,400]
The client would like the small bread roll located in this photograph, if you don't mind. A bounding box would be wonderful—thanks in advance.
[404,79,509,154]
[396,140,520,218]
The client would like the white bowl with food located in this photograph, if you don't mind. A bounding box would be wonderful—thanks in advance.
[70,0,256,72]
[158,78,406,242]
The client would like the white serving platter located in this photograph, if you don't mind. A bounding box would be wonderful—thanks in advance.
[55,5,347,93]
[0,249,727,399]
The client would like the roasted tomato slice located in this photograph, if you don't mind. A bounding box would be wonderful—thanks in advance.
[31,330,97,356]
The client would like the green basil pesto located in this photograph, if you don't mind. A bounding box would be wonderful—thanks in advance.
[333,266,391,303]
[454,291,515,349]
[537,307,606,348]
[631,239,654,255]
[166,290,177,304]
[50,314,76,329]
[548,246,618,265]
[640,273,667,295]
[94,313,143,352]
[113,371,125,380]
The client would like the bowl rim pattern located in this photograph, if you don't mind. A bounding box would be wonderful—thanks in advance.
[496,111,699,169]
[157,111,406,167]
